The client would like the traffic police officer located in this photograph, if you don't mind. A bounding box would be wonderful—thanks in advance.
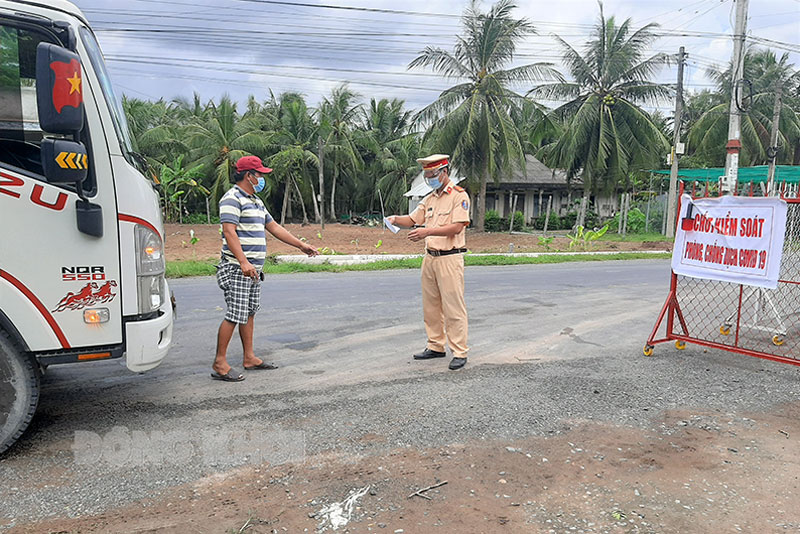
[387,154,470,370]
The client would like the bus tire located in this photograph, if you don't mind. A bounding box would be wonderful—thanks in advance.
[0,329,39,455]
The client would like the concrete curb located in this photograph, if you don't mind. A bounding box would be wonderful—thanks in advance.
[275,249,671,266]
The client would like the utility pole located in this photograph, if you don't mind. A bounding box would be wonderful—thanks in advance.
[766,86,782,196]
[722,0,749,195]
[666,46,686,238]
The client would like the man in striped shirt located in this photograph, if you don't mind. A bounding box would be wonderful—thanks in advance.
[212,156,318,382]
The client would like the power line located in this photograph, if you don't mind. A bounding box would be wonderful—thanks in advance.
[84,0,798,109]
[106,54,467,79]
[748,35,800,53]
[107,61,447,92]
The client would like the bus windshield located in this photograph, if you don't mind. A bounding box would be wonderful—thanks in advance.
[79,26,136,159]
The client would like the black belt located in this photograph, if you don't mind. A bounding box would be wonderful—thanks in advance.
[426,248,467,257]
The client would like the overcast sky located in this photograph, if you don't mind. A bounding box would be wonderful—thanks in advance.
[70,0,800,114]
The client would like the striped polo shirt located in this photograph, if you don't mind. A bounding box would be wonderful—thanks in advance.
[219,185,273,268]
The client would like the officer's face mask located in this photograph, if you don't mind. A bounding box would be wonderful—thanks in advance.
[424,169,444,190]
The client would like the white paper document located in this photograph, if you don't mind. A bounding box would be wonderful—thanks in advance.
[383,217,400,234]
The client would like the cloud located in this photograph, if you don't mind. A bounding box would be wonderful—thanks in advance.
[70,0,798,112]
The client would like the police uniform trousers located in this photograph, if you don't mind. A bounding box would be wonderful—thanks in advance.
[421,252,469,358]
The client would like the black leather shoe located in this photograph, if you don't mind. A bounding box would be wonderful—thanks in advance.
[448,357,467,370]
[413,348,446,360]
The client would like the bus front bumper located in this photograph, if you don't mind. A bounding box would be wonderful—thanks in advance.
[124,283,173,372]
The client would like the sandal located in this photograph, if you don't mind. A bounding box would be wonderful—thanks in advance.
[244,361,279,371]
[210,369,245,382]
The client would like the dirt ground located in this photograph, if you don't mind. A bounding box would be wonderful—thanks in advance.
[164,223,672,262]
[14,403,800,534]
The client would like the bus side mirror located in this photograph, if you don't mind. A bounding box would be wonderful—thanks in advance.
[35,42,84,134]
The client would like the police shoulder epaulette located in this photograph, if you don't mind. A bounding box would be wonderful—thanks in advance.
[453,185,465,192]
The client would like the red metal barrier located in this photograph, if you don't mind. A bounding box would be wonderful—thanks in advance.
[646,181,800,367]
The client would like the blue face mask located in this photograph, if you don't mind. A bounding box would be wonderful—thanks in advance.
[424,171,443,190]
[251,175,266,193]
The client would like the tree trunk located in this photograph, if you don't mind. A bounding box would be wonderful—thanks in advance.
[293,178,309,225]
[330,163,338,222]
[576,189,589,229]
[620,193,628,236]
[543,196,552,235]
[318,136,325,229]
[205,196,211,224]
[476,163,488,231]
[508,192,518,233]
[310,180,321,223]
[178,196,183,224]
[280,179,291,225]
[644,174,652,233]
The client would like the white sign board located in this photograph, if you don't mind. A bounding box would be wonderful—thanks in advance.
[672,194,788,289]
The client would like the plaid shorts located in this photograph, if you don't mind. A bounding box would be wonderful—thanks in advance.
[216,262,261,324]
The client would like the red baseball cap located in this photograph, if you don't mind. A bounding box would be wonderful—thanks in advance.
[236,155,272,173]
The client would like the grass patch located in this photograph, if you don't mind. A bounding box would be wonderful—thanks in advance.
[165,259,218,278]
[601,232,673,243]
[166,252,671,278]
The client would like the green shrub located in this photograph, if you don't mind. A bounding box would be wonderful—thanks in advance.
[560,209,600,230]
[183,213,220,224]
[485,210,525,231]
[511,211,525,230]
[533,211,562,230]
[485,209,502,232]
[584,210,600,229]
[562,211,577,230]
[608,207,647,233]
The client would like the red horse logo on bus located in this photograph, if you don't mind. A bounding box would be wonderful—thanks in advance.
[52,280,117,312]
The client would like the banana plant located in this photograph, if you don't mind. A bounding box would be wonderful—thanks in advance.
[567,224,609,250]
[159,155,209,223]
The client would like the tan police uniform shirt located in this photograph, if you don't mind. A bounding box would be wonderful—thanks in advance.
[409,184,471,250]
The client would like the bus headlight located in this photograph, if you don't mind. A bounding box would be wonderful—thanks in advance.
[135,225,166,314]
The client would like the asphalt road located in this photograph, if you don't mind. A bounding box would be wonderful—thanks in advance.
[2,259,799,526]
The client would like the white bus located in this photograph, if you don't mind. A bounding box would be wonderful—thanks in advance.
[0,0,173,453]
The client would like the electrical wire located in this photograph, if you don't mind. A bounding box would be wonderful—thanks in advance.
[77,0,798,109]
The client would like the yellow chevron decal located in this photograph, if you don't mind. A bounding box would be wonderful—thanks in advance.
[56,152,69,169]
[55,152,87,170]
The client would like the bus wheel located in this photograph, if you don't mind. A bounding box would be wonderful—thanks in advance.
[0,330,39,455]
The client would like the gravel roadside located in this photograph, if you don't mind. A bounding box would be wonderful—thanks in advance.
[2,343,799,528]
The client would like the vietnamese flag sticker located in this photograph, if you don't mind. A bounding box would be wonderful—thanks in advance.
[50,59,83,113]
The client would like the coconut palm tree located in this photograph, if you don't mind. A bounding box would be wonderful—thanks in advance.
[187,95,271,206]
[377,133,423,215]
[409,0,557,231]
[514,98,561,156]
[267,93,319,225]
[356,98,415,213]
[122,96,187,171]
[676,90,727,168]
[318,85,363,221]
[172,92,209,124]
[688,48,800,167]
[529,5,671,227]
